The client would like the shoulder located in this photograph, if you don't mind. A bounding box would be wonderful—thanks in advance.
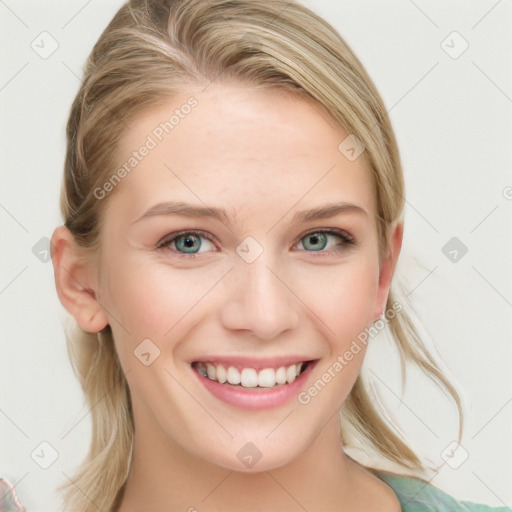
[376,471,510,512]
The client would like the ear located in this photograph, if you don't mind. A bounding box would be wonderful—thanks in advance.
[50,225,109,333]
[373,222,403,321]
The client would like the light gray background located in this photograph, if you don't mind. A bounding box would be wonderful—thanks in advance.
[1,1,511,510]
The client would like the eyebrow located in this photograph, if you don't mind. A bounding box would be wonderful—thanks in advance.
[131,200,368,226]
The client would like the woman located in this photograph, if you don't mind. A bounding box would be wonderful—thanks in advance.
[45,0,508,510]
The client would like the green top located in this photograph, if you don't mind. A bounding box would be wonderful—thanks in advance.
[377,472,510,512]
[1,474,510,511]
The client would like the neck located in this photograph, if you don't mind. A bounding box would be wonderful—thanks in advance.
[117,412,374,511]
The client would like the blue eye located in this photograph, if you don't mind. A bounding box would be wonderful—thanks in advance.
[157,230,216,255]
[156,228,355,258]
[298,229,354,253]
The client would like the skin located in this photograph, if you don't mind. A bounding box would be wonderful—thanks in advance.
[52,83,403,511]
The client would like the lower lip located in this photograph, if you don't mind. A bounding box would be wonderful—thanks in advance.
[192,362,316,410]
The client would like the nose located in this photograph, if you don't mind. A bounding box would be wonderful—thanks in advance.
[219,254,301,340]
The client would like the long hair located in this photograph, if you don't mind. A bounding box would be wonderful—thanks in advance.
[57,1,463,509]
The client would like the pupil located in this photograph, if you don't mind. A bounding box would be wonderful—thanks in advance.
[304,233,326,251]
[177,235,200,253]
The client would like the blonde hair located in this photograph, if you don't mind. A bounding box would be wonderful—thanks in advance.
[58,0,463,509]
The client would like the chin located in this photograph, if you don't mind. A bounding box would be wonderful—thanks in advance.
[195,435,309,474]
[215,452,295,473]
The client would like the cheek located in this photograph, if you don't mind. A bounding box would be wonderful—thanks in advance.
[296,256,380,343]
[99,253,228,337]
[100,243,380,352]
[293,259,379,411]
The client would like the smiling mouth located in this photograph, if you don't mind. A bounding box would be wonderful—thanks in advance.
[191,360,313,389]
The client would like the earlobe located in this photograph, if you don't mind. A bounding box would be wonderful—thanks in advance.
[50,226,109,333]
[374,222,403,321]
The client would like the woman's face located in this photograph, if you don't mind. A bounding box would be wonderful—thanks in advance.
[89,83,398,471]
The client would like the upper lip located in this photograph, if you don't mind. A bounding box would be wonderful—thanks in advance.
[191,356,317,372]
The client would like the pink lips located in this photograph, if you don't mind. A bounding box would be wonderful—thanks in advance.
[191,359,317,410]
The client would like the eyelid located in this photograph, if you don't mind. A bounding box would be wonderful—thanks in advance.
[292,228,355,254]
[156,227,356,256]
[295,227,354,245]
[156,229,218,251]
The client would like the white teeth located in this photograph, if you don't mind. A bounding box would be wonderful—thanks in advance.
[216,364,227,384]
[257,368,276,388]
[195,361,307,388]
[206,363,216,380]
[285,364,296,383]
[275,366,287,385]
[240,368,258,387]
[227,366,241,385]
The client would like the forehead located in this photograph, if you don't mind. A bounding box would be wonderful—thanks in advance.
[107,83,375,226]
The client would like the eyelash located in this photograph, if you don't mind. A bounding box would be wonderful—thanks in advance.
[156,228,356,259]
